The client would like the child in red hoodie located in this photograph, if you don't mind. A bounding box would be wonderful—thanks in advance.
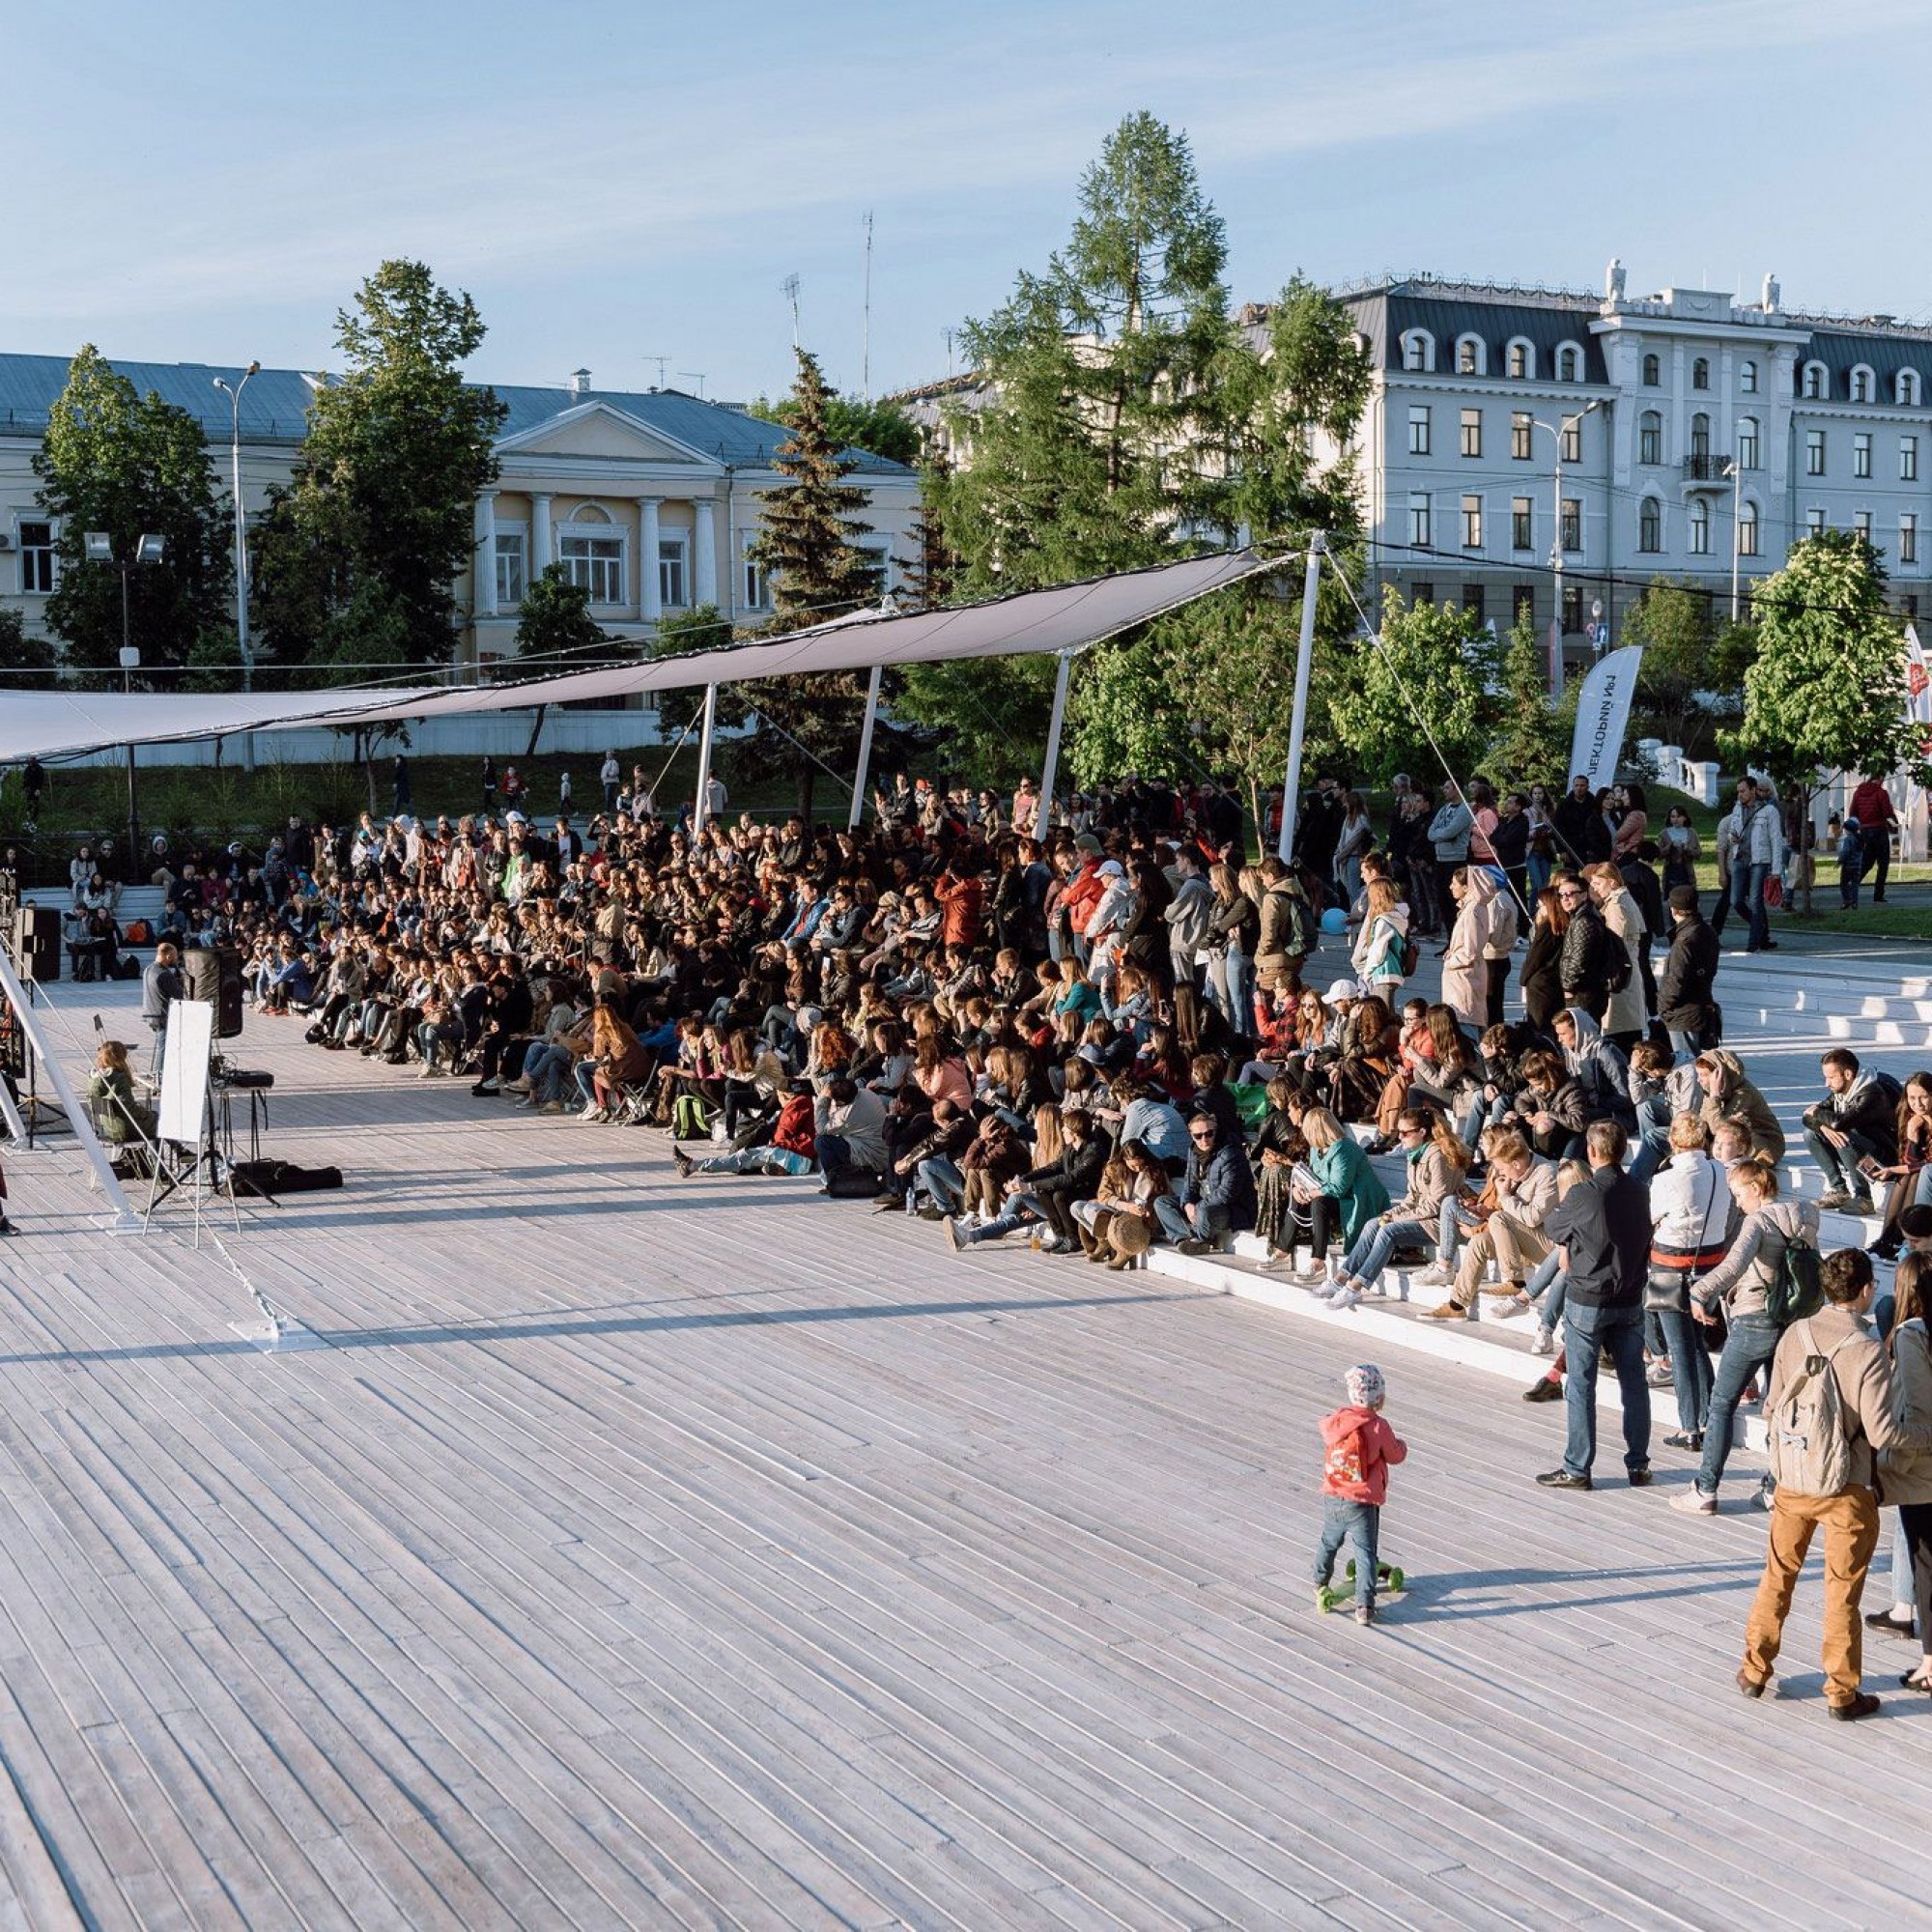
[1315,1363,1407,1625]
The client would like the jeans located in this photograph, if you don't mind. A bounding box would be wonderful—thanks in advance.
[1743,1488,1880,1704]
[1734,861,1772,951]
[916,1156,966,1213]
[961,1190,1042,1242]
[1655,1304,1715,1435]
[1154,1196,1230,1244]
[1313,1497,1381,1610]
[1696,1309,1780,1496]
[1560,1301,1651,1478]
[1527,1250,1566,1331]
[1803,1125,1884,1203]
[523,1041,570,1103]
[1341,1216,1432,1289]
[689,1145,813,1176]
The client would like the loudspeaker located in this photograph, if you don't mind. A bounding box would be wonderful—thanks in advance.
[184,946,245,1039]
[14,906,60,983]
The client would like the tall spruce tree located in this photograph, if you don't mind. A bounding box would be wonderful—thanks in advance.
[251,260,506,671]
[742,347,881,817]
[34,346,231,679]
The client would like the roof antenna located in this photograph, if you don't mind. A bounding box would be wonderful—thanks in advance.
[639,355,669,391]
[862,211,873,402]
[781,273,801,351]
[677,372,707,398]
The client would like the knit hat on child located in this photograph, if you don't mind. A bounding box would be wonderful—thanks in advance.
[1345,1364,1384,1409]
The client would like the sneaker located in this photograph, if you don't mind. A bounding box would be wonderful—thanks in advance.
[539,1100,565,1114]
[515,1095,537,1110]
[578,1102,603,1121]
[1628,1467,1654,1488]
[1818,1190,1854,1212]
[944,1216,966,1253]
[671,1148,694,1179]
[1646,1361,1674,1387]
[1530,1326,1556,1356]
[1327,1287,1361,1311]
[1353,1605,1375,1627]
[1669,1487,1717,1515]
[1419,1301,1468,1321]
[1522,1378,1564,1403]
[1535,1468,1592,1491]
[1176,1237,1210,1256]
[1828,1693,1882,1721]
[1409,1264,1455,1290]
[1497,1293,1533,1317]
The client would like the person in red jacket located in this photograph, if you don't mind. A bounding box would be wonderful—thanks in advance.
[1848,777,1900,903]
[671,1085,817,1178]
[1314,1364,1408,1625]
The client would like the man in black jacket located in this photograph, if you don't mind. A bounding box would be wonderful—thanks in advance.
[1536,1121,1653,1492]
[1803,1049,1900,1212]
[1657,885,1720,1055]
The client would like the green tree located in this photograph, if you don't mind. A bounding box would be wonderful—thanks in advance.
[1623,577,1716,753]
[749,391,921,468]
[1488,612,1573,790]
[251,260,506,669]
[1327,591,1502,785]
[515,563,615,667]
[0,609,58,690]
[896,114,1370,788]
[1722,530,1930,906]
[33,345,232,679]
[743,347,881,817]
[648,603,741,737]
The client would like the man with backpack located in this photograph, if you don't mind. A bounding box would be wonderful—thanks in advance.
[1738,1249,1932,1719]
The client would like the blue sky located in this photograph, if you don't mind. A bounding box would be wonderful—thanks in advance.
[6,0,1927,405]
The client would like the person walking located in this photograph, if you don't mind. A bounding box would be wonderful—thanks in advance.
[1732,777,1784,953]
[1737,1250,1932,1718]
[1535,1120,1653,1492]
[1849,775,1900,903]
[601,752,622,815]
[1313,1364,1407,1627]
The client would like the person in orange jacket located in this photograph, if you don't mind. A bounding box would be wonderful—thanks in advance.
[1314,1363,1407,1625]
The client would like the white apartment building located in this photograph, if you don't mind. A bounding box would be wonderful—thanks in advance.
[0,356,918,671]
[1323,262,1932,659]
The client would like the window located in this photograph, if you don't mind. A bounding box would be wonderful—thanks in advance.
[1900,369,1922,408]
[1560,418,1581,464]
[1400,329,1435,373]
[1638,498,1662,553]
[1559,497,1581,553]
[1803,360,1827,400]
[1854,432,1873,478]
[1738,500,1760,556]
[1556,345,1582,382]
[1456,334,1485,376]
[559,531,624,603]
[1688,498,1710,555]
[855,541,892,598]
[1902,514,1918,565]
[1461,495,1484,549]
[17,520,55,594]
[1562,583,1584,633]
[1463,583,1486,626]
[1737,416,1759,470]
[1511,497,1533,550]
[1806,507,1827,537]
[1904,435,1920,482]
[1407,405,1432,455]
[1460,409,1482,458]
[1855,509,1873,542]
[1410,582,1435,606]
[1512,584,1536,628]
[1805,428,1826,476]
[1740,358,1758,395]
[1689,412,1711,461]
[1511,412,1533,460]
[1908,595,1921,619]
[1639,412,1662,466]
[1642,353,1662,387]
[658,536,689,609]
[494,531,526,607]
[739,532,771,611]
[1408,493,1433,548]
[1691,356,1711,391]
[1851,365,1875,404]
[1507,340,1532,380]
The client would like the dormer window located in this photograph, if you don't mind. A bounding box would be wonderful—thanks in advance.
[1506,339,1533,380]
[1400,329,1435,373]
[1852,364,1876,404]
[1456,334,1486,377]
[1899,368,1922,408]
[1802,360,1828,400]
[1556,344,1583,382]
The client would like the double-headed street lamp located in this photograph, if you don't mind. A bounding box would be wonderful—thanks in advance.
[1526,396,1605,696]
[83,530,164,867]
[213,361,261,771]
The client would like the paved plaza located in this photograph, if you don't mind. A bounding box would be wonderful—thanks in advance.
[0,937,1923,1927]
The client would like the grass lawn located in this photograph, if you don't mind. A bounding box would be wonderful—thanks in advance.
[1778,903,1932,942]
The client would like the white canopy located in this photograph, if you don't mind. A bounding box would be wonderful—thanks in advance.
[0,548,1284,762]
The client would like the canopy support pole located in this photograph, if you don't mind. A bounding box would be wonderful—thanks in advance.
[1037,650,1074,832]
[0,949,138,1230]
[1276,536,1324,865]
[847,665,883,832]
[693,684,720,833]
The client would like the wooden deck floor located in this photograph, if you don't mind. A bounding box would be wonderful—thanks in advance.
[0,979,1927,1929]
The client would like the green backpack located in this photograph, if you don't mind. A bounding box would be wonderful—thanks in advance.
[1765,1227,1823,1327]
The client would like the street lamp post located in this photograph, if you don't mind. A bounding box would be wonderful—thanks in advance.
[84,531,165,867]
[1529,397,1605,696]
[213,361,260,769]
[1729,455,1745,621]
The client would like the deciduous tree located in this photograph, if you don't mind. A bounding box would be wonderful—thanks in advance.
[1327,592,1502,786]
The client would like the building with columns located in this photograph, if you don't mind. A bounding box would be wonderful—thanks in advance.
[0,355,918,671]
[1313,264,1932,662]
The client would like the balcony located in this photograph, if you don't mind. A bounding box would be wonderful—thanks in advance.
[1680,452,1735,487]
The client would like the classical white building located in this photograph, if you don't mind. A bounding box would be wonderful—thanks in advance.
[1315,263,1932,660]
[0,356,919,671]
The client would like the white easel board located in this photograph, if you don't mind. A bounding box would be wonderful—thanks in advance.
[158,999,214,1143]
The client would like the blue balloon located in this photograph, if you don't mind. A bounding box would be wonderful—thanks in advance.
[1320,906,1348,934]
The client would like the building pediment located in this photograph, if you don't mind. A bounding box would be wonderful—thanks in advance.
[497,401,706,466]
